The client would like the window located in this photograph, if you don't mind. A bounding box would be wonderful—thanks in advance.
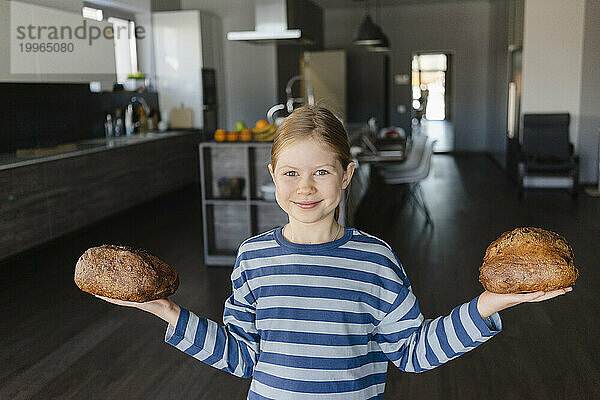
[108,17,138,83]
[412,54,447,121]
[82,6,138,84]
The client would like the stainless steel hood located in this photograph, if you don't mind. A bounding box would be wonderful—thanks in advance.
[227,0,322,45]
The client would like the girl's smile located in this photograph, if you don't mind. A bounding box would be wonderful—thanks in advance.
[293,200,321,209]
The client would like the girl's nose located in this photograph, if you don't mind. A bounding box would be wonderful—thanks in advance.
[296,176,316,194]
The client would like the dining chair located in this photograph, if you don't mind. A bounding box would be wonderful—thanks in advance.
[376,135,437,226]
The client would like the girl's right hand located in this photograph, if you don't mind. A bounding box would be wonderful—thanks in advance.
[94,295,180,325]
[94,294,167,309]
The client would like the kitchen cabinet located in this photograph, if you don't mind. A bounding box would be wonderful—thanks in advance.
[199,142,287,266]
[0,131,201,261]
[347,53,390,126]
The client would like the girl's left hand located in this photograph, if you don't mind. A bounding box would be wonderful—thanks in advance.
[477,287,573,320]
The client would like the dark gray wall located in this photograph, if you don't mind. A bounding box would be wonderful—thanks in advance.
[578,0,600,184]
[324,1,494,151]
[151,0,181,11]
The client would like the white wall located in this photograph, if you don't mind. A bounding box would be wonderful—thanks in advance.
[578,0,600,184]
[521,0,586,148]
[182,0,278,131]
[0,0,152,87]
[0,0,112,85]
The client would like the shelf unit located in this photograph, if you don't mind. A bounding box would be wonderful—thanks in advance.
[199,142,288,266]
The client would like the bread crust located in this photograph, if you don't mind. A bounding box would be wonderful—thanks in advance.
[479,227,578,293]
[74,245,179,302]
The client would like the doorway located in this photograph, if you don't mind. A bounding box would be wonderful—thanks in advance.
[411,52,453,152]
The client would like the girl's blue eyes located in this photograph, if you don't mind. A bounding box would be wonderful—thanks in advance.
[284,170,328,177]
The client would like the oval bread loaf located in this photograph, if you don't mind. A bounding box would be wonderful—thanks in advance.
[74,245,179,302]
[479,227,578,294]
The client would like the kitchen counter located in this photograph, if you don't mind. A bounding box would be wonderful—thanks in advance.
[0,130,200,170]
[1,130,203,261]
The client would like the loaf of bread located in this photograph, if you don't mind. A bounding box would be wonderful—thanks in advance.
[479,227,578,293]
[74,245,179,302]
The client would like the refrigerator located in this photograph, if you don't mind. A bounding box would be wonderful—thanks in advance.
[346,53,390,127]
[152,10,222,137]
[301,50,347,123]
[505,45,522,182]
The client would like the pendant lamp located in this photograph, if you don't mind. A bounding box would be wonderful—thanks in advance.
[367,0,390,52]
[353,1,384,46]
[368,27,390,52]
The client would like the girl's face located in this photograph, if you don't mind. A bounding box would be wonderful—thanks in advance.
[268,137,355,226]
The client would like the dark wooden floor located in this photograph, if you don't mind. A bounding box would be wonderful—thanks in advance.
[1,154,598,399]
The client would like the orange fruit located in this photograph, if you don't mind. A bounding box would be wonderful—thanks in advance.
[226,130,239,142]
[214,129,226,142]
[255,119,269,129]
[240,129,252,142]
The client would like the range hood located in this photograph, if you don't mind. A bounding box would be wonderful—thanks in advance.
[227,0,322,45]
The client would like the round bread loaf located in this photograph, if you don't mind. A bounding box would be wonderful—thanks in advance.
[479,227,578,294]
[74,245,179,302]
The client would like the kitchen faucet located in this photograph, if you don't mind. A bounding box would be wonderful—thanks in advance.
[266,75,315,124]
[285,75,314,113]
[125,96,151,135]
[266,103,286,124]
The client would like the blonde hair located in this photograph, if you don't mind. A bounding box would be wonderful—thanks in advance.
[271,105,352,222]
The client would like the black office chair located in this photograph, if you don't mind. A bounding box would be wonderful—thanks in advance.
[518,113,579,198]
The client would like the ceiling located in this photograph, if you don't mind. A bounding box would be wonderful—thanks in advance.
[311,0,482,9]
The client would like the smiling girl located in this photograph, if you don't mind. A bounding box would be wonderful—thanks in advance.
[97,105,571,399]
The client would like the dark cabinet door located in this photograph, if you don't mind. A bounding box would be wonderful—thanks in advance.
[346,54,389,126]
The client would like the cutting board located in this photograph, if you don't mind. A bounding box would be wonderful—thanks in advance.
[170,103,193,129]
[16,142,78,157]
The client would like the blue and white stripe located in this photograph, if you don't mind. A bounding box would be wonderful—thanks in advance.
[165,227,501,399]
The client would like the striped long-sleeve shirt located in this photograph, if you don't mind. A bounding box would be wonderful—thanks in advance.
[165,227,502,399]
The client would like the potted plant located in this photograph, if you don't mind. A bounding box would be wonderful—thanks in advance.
[125,72,147,91]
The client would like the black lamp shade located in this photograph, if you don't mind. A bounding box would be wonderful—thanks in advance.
[354,14,384,45]
[368,29,390,52]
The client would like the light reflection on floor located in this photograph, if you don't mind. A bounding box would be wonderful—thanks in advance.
[413,119,454,153]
